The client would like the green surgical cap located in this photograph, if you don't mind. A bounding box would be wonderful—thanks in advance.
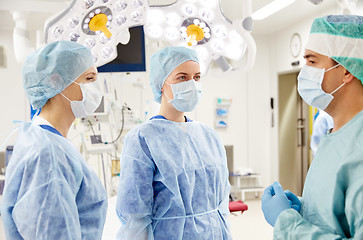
[23,41,94,109]
[149,46,199,103]
[306,15,363,83]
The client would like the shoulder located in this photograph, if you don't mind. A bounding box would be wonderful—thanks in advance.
[125,119,174,138]
[11,123,82,174]
[193,121,221,139]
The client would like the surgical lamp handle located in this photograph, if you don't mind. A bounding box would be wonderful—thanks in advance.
[232,20,256,73]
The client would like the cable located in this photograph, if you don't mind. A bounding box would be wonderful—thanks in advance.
[105,104,130,144]
[100,153,107,195]
[87,103,130,148]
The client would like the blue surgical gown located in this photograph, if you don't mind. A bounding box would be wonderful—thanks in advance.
[116,117,232,240]
[0,122,108,239]
[310,110,334,155]
[274,110,363,239]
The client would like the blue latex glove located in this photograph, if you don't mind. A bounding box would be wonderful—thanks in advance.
[285,190,301,212]
[261,182,291,227]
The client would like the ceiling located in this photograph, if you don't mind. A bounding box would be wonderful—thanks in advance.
[0,0,345,34]
[221,0,338,34]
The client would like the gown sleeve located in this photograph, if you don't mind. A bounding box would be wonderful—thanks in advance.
[116,129,155,240]
[214,131,232,237]
[5,152,83,240]
[274,176,363,239]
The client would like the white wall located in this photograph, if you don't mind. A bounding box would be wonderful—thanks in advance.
[0,29,28,146]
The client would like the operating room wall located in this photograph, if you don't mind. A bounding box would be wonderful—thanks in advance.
[0,29,28,147]
[195,35,272,186]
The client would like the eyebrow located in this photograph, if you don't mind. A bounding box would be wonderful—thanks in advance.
[175,72,188,76]
[86,72,97,77]
[303,54,317,59]
[175,72,201,76]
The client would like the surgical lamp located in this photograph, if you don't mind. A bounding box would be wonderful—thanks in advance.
[144,0,253,74]
[44,0,256,74]
[45,0,147,67]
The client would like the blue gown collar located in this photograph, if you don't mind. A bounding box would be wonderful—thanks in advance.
[39,124,63,137]
[150,115,193,122]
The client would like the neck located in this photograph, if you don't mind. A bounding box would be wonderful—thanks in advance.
[326,80,363,132]
[38,96,75,137]
[159,98,185,122]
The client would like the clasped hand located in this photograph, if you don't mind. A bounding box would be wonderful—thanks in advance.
[261,182,301,226]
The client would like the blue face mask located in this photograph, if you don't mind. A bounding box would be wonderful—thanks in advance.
[164,80,202,112]
[297,64,345,110]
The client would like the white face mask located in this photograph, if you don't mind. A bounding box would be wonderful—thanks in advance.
[61,81,103,118]
[297,64,345,110]
[164,80,202,112]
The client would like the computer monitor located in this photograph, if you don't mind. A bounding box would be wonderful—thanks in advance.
[97,26,146,72]
[93,96,106,116]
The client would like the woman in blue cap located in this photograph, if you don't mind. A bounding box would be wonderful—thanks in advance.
[1,41,108,239]
[116,46,232,239]
[262,15,363,239]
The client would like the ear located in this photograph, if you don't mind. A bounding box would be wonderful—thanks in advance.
[343,68,354,84]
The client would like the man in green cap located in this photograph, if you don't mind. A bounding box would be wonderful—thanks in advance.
[261,15,363,239]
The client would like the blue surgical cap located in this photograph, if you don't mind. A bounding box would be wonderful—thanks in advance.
[306,15,363,83]
[23,41,94,109]
[149,46,199,103]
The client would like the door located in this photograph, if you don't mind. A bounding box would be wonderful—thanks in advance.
[278,72,309,196]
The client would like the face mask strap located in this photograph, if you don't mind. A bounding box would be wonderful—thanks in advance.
[60,92,71,102]
[325,63,341,72]
[162,81,173,102]
[163,90,173,102]
[330,82,346,95]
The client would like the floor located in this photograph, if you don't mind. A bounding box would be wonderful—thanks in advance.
[229,200,273,239]
[0,198,273,240]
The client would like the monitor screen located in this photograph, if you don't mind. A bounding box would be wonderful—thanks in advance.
[94,96,105,113]
[90,135,102,144]
[97,26,146,72]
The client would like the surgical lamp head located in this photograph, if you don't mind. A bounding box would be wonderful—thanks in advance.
[149,46,199,103]
[23,41,94,109]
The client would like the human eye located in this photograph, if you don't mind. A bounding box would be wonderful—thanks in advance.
[177,76,186,81]
[308,60,316,65]
[86,75,97,82]
[194,75,201,81]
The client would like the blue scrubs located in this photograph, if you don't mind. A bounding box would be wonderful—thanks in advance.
[274,110,363,239]
[116,117,232,239]
[310,111,334,155]
[1,122,108,240]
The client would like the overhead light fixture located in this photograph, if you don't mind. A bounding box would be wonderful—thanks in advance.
[251,0,296,20]
[143,0,250,74]
[44,0,256,74]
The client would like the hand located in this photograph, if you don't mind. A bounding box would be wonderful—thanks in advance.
[261,182,291,227]
[285,190,301,212]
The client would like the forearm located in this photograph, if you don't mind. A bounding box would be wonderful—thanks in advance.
[274,209,350,240]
